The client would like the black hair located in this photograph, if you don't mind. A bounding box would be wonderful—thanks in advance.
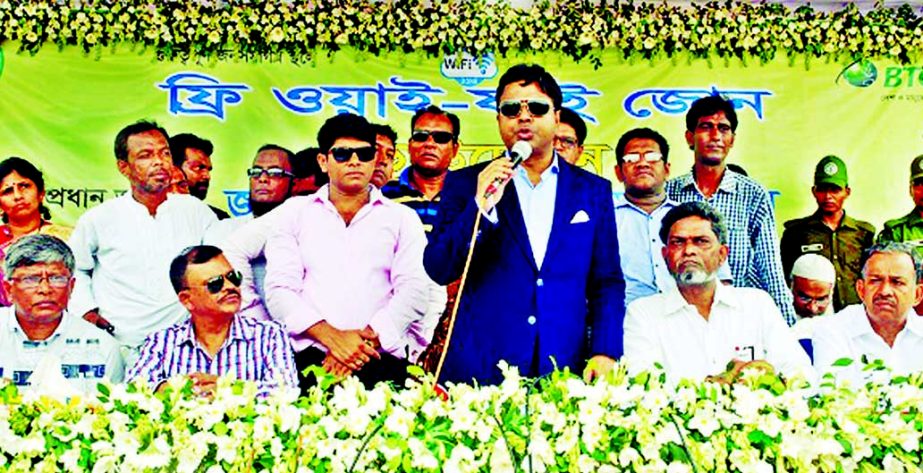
[256,144,294,168]
[114,120,169,162]
[292,147,329,186]
[614,128,670,165]
[372,124,398,145]
[659,201,728,246]
[169,245,224,294]
[495,64,563,110]
[685,95,738,133]
[316,113,375,153]
[168,133,214,168]
[0,157,51,221]
[558,108,587,146]
[410,105,461,139]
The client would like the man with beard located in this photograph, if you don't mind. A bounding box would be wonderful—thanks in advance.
[204,144,294,244]
[69,121,217,366]
[781,155,874,312]
[814,242,923,385]
[623,201,812,383]
[370,124,397,189]
[169,133,230,219]
[128,245,297,398]
[666,95,795,324]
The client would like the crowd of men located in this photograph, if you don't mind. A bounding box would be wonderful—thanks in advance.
[4,62,923,398]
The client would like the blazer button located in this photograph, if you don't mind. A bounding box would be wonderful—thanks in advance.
[527,315,537,325]
[536,278,544,287]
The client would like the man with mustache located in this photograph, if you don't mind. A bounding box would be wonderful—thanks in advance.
[69,121,217,367]
[623,201,812,383]
[666,95,796,324]
[813,242,923,386]
[425,64,625,384]
[370,124,398,189]
[780,155,874,312]
[168,133,230,220]
[128,245,297,398]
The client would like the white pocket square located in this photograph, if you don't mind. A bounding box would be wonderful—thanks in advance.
[570,210,590,224]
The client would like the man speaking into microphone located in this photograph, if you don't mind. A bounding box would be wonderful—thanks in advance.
[424,64,625,385]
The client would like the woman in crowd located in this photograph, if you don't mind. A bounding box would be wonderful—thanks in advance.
[0,157,72,305]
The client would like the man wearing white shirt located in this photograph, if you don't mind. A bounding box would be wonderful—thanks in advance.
[813,242,923,386]
[623,201,812,383]
[0,235,123,396]
[68,121,216,365]
[789,253,836,341]
[204,144,294,245]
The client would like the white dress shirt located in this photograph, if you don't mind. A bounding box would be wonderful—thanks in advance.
[0,308,124,396]
[623,284,814,383]
[813,304,923,386]
[205,214,254,246]
[219,212,278,321]
[68,193,216,349]
[481,156,559,269]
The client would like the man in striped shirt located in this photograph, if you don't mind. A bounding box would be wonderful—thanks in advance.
[665,95,796,324]
[128,245,297,398]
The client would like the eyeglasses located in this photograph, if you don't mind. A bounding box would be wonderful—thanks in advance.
[330,147,376,163]
[554,136,579,149]
[622,152,664,164]
[411,130,455,144]
[498,99,552,118]
[10,274,70,289]
[201,270,242,294]
[247,167,293,179]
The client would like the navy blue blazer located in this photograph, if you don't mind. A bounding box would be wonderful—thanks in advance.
[424,158,626,385]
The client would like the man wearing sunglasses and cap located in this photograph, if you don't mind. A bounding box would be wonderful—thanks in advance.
[425,64,625,385]
[128,245,297,398]
[204,144,295,244]
[264,113,429,391]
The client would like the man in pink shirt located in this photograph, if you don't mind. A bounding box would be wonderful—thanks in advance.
[264,113,429,390]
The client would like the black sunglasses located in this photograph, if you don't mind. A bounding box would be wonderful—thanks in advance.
[330,147,376,163]
[247,167,293,179]
[498,99,552,118]
[203,270,242,294]
[410,130,455,144]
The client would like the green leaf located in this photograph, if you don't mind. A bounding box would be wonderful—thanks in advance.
[832,358,854,367]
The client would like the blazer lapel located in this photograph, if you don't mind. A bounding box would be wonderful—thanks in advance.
[544,163,577,264]
[497,179,539,273]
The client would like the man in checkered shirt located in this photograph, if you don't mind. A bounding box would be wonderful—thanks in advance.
[665,95,796,325]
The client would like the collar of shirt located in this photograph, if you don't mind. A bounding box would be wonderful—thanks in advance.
[398,167,422,195]
[678,168,740,196]
[512,153,560,188]
[661,281,742,316]
[178,313,253,349]
[806,210,864,231]
[310,184,386,211]
[840,304,923,340]
[902,209,923,227]
[614,193,677,213]
[9,310,71,345]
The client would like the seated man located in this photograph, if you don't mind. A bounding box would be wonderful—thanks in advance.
[813,242,923,386]
[623,201,812,383]
[265,113,428,390]
[0,235,123,395]
[128,245,297,397]
[790,253,836,340]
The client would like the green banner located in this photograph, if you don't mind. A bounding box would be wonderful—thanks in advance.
[0,43,920,232]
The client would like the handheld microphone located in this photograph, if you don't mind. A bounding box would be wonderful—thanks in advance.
[483,140,532,199]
